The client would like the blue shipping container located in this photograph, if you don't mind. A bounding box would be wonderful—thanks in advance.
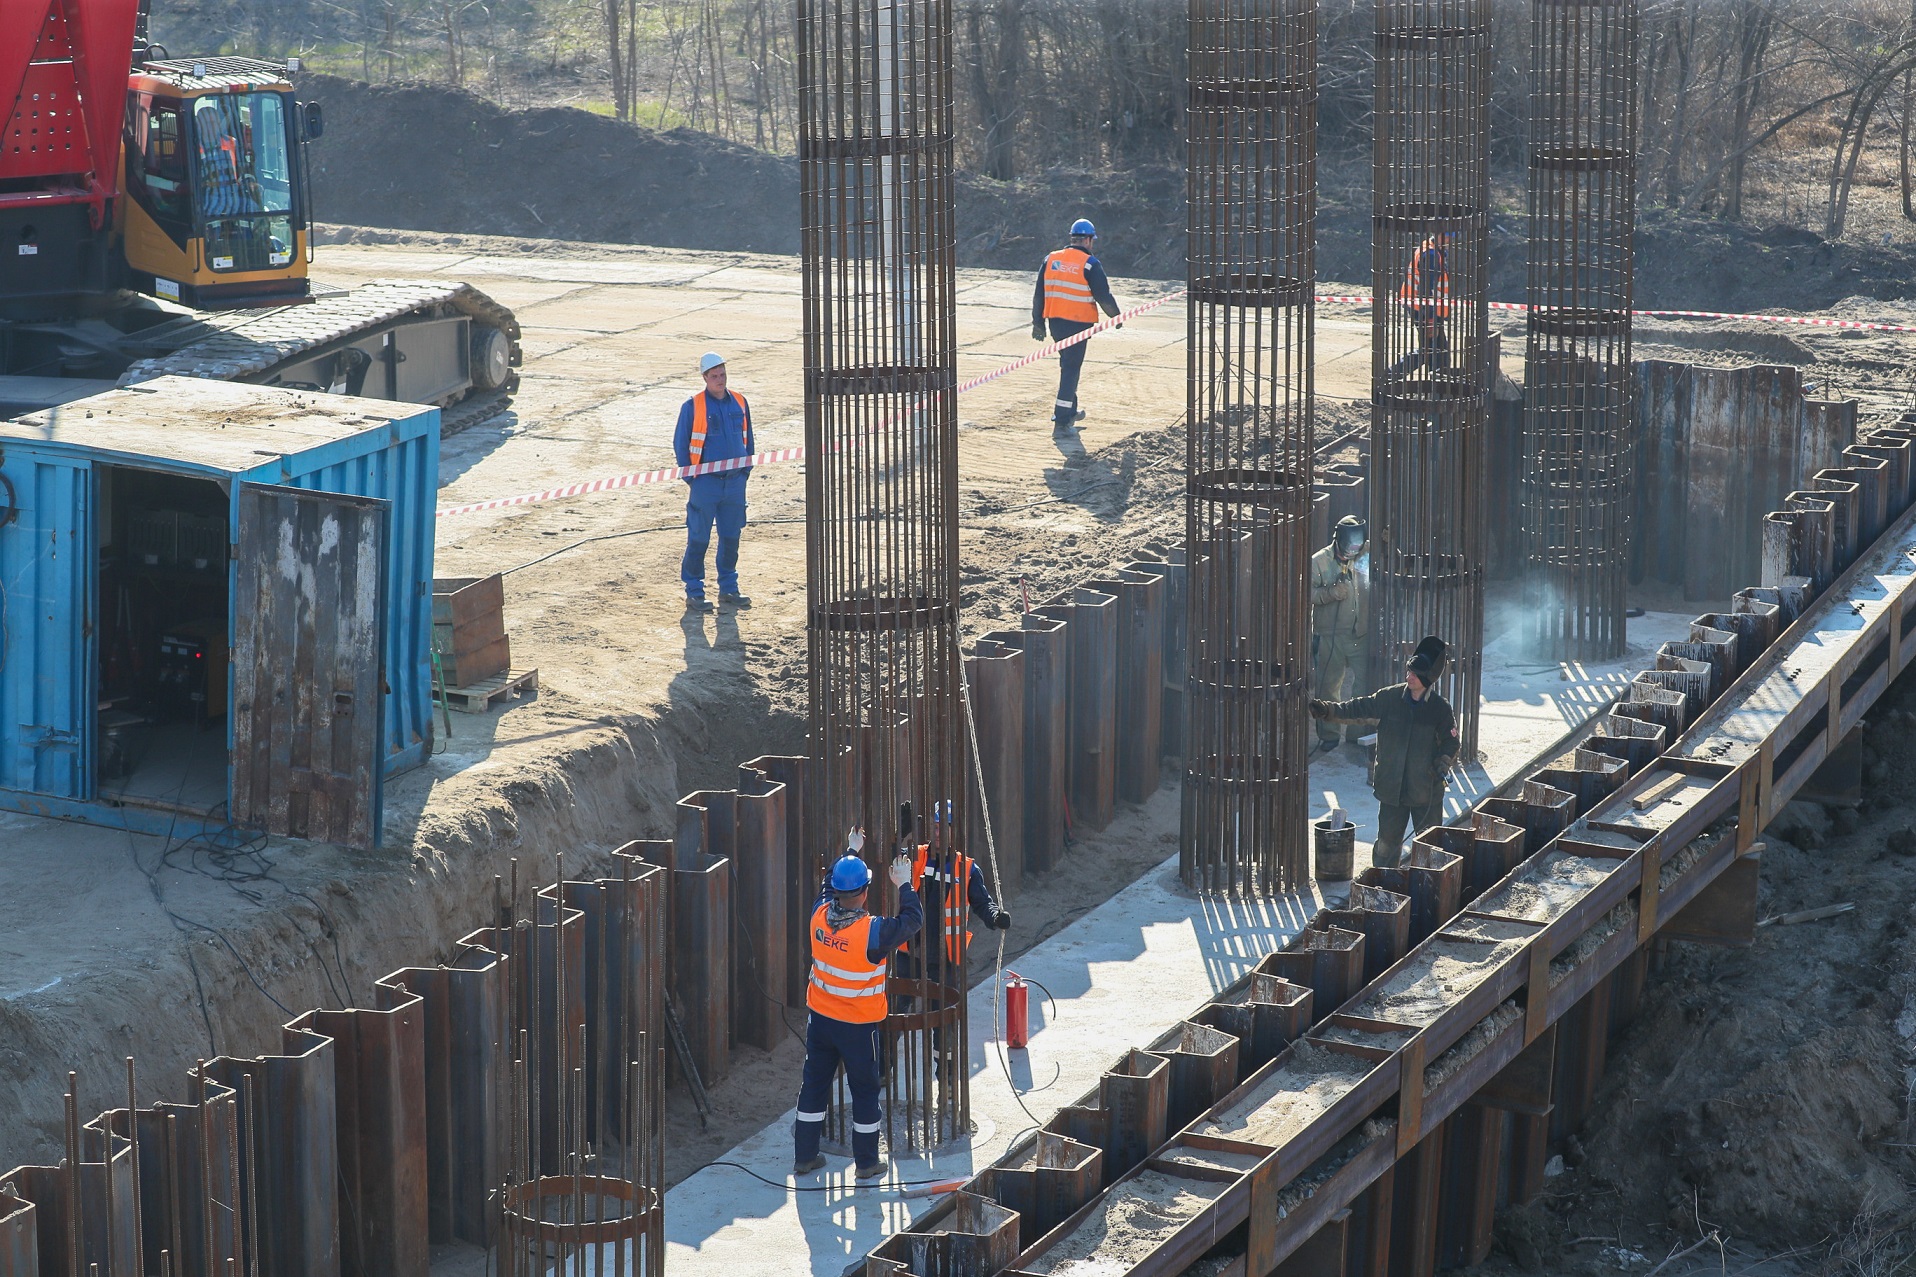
[0,377,439,848]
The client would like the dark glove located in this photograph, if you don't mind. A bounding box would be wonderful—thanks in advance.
[1031,321,1046,341]
[991,909,1012,931]
[1309,699,1330,721]
[1435,755,1457,774]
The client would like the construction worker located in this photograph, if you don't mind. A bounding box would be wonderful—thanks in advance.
[888,801,1012,1081]
[1310,635,1459,868]
[794,831,921,1180]
[1310,515,1369,753]
[1031,219,1123,435]
[194,100,247,216]
[1386,232,1451,380]
[673,351,753,612]
[909,801,1012,968]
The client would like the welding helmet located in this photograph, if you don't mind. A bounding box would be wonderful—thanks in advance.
[829,854,872,892]
[1069,219,1097,239]
[1333,515,1368,560]
[1407,635,1449,683]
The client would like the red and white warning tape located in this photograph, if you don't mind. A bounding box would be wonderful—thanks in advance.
[1328,293,1916,334]
[435,291,1180,518]
[436,288,1913,519]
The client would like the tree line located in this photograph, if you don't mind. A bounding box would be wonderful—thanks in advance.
[154,0,1916,236]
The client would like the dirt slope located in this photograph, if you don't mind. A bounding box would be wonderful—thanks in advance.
[305,72,1916,311]
[1482,681,1916,1274]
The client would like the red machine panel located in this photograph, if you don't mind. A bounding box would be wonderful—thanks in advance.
[0,0,141,209]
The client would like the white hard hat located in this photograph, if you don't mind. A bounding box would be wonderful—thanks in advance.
[699,351,726,374]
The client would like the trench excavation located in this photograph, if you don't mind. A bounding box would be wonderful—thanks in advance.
[0,350,1892,1277]
[867,416,1916,1273]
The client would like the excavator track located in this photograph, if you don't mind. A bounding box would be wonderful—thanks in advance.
[117,278,522,434]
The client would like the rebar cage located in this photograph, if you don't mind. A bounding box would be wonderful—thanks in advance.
[1181,0,1317,895]
[797,0,969,1149]
[1522,0,1638,660]
[1368,0,1492,757]
[497,862,669,1277]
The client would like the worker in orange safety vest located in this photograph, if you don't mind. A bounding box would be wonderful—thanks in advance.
[907,799,1011,973]
[1031,219,1123,435]
[793,829,921,1181]
[889,800,1010,1086]
[673,351,754,612]
[1386,232,1453,380]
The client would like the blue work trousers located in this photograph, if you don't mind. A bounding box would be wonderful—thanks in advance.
[1047,317,1094,427]
[681,489,746,598]
[794,1011,884,1167]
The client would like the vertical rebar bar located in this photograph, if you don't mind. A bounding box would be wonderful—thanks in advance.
[125,1060,141,1277]
[64,1076,80,1277]
[1523,0,1638,659]
[1182,0,1317,894]
[799,0,964,1146]
[1368,0,1492,756]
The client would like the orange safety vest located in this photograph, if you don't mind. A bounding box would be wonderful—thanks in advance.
[1042,248,1100,324]
[1399,239,1450,317]
[908,845,975,965]
[806,903,888,1023]
[687,390,752,467]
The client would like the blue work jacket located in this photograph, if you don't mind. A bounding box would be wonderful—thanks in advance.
[674,391,753,507]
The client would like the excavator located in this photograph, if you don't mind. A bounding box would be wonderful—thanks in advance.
[0,0,520,426]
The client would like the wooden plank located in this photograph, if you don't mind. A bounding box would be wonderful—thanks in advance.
[444,668,539,713]
[1629,770,1688,810]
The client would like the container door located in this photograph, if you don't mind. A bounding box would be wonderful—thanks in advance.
[0,455,92,798]
[231,484,388,849]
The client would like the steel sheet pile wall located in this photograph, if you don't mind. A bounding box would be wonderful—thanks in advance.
[0,855,668,1277]
[1181,0,1317,893]
[1368,0,1491,754]
[799,0,965,1148]
[867,415,1916,1276]
[1522,0,1638,659]
[1633,361,1856,600]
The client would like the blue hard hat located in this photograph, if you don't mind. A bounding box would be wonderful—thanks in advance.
[931,799,954,825]
[829,854,872,891]
[1069,219,1097,238]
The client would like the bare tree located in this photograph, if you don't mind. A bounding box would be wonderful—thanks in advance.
[961,0,1026,179]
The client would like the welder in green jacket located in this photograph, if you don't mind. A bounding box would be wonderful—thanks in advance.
[1311,636,1459,868]
[1310,516,1369,752]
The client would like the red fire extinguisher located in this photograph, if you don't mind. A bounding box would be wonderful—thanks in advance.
[1004,972,1030,1049]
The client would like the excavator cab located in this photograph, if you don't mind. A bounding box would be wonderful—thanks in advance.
[119,59,315,310]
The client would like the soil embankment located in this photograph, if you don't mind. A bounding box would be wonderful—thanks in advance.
[307,71,1916,313]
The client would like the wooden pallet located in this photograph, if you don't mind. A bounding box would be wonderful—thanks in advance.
[444,667,539,714]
